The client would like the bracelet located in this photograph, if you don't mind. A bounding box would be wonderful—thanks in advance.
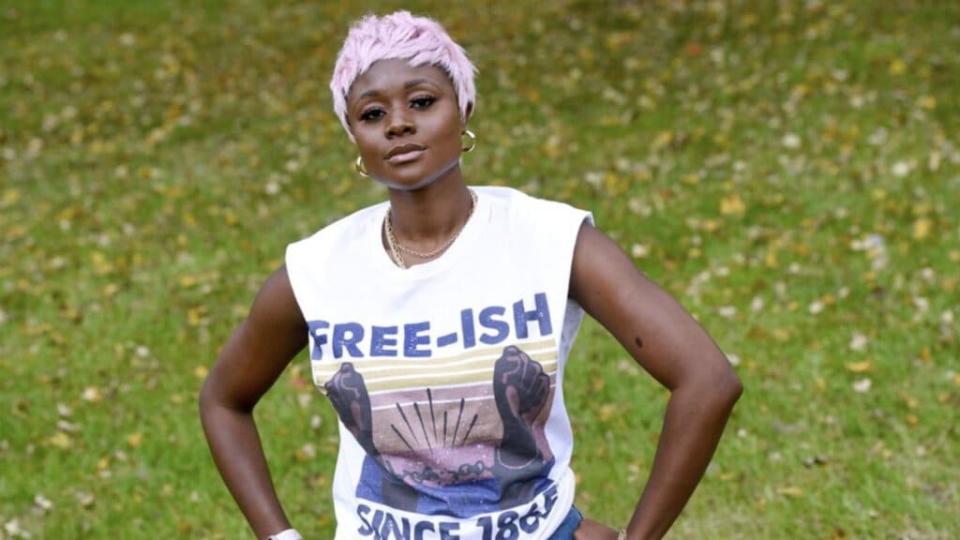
[266,529,303,540]
[617,529,627,540]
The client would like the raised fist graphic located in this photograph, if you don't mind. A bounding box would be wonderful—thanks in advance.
[324,363,419,510]
[324,363,377,457]
[492,345,551,506]
[494,345,550,435]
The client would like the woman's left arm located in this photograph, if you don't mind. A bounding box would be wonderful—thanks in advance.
[569,223,743,540]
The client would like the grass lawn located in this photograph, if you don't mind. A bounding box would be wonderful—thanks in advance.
[1,0,958,538]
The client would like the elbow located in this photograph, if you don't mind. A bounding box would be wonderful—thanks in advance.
[713,366,743,408]
[724,372,744,404]
[197,371,254,420]
[691,362,743,409]
[198,376,232,436]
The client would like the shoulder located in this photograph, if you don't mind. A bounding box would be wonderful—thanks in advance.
[286,200,387,259]
[474,185,592,228]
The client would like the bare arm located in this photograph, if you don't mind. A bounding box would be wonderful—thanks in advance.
[198,266,308,539]
[569,224,743,540]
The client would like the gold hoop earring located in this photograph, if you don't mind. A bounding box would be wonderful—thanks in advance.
[461,129,476,153]
[355,155,369,177]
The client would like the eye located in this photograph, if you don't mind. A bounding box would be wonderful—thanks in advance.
[411,96,436,109]
[359,107,385,122]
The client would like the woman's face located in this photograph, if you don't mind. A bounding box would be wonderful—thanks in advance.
[346,58,468,190]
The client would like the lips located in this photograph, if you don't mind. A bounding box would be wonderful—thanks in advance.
[384,143,426,160]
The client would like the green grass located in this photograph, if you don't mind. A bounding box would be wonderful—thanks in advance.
[2,0,959,538]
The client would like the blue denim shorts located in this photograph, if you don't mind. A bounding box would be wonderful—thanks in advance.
[548,506,583,539]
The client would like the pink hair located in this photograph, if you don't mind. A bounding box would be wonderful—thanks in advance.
[330,11,477,141]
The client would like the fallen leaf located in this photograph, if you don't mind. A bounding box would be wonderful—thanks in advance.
[777,486,803,497]
[126,432,143,448]
[720,194,746,216]
[845,361,872,373]
[81,387,102,402]
[48,431,73,449]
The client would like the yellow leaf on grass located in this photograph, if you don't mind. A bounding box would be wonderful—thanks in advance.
[682,173,701,186]
[187,306,206,326]
[720,194,746,216]
[542,139,561,160]
[912,218,932,240]
[765,250,779,268]
[598,404,616,422]
[2,189,20,205]
[49,432,73,449]
[777,486,803,497]
[889,59,907,75]
[845,361,872,373]
[900,393,918,409]
[127,432,143,448]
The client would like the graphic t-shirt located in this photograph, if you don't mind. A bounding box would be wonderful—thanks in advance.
[285,186,592,539]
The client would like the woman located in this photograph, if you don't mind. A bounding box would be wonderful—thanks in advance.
[199,11,742,540]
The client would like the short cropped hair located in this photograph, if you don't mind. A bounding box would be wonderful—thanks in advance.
[330,11,477,141]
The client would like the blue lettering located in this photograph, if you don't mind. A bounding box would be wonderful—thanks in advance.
[371,325,399,357]
[332,322,364,358]
[512,293,552,339]
[356,504,374,536]
[478,306,510,345]
[461,308,476,348]
[477,515,493,540]
[519,503,541,533]
[380,512,410,540]
[541,485,559,516]
[371,510,385,534]
[496,510,520,539]
[414,521,435,540]
[404,322,431,357]
[437,332,458,347]
[438,522,460,540]
[307,320,329,360]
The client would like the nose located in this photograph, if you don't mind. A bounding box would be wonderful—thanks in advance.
[385,107,415,138]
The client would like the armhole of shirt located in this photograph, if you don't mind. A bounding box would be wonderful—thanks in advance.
[284,241,314,325]
[558,209,594,354]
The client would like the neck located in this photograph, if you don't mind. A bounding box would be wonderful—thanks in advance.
[387,164,472,246]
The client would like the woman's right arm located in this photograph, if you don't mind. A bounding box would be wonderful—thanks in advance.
[198,266,308,539]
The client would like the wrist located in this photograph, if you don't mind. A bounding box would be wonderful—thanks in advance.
[266,529,303,540]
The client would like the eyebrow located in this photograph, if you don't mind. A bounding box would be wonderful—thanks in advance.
[357,78,436,101]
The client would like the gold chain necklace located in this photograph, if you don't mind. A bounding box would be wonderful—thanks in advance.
[384,189,477,269]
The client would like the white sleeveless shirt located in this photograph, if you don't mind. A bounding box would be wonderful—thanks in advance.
[286,186,592,539]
